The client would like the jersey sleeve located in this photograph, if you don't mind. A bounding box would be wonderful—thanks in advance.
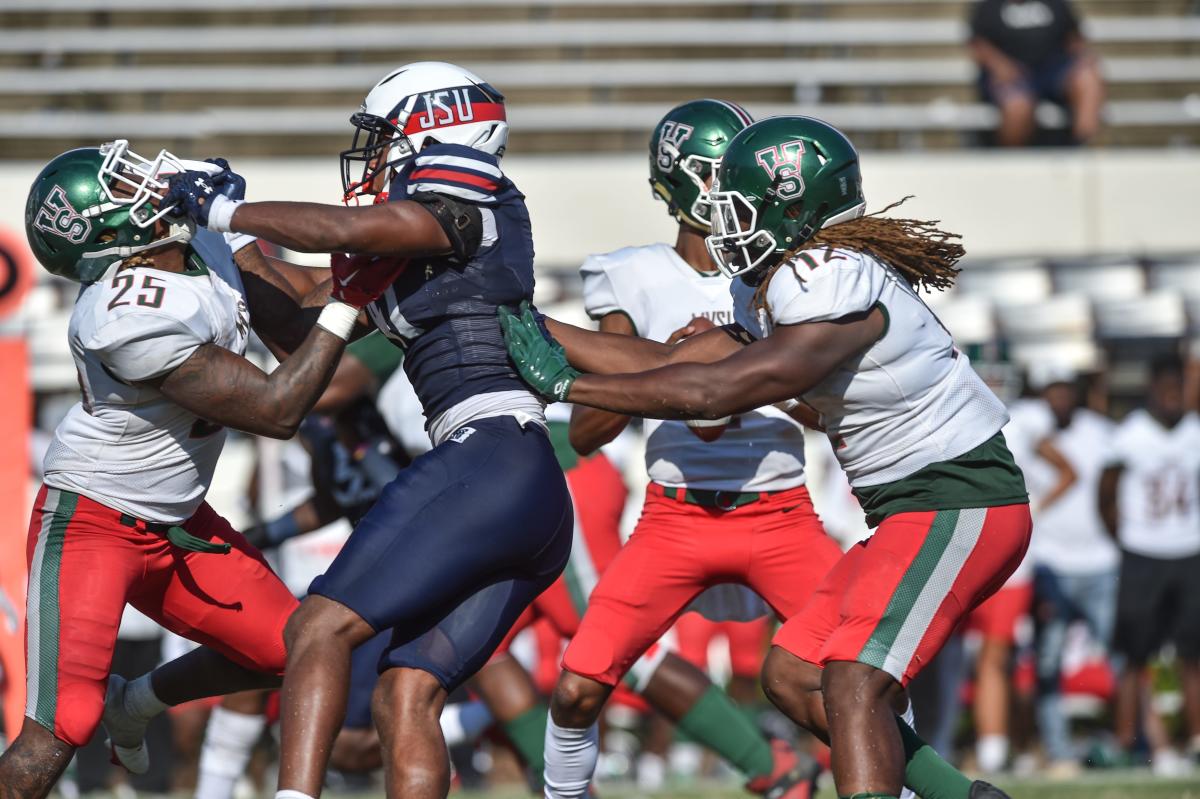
[347,330,405,382]
[766,250,884,326]
[580,254,627,322]
[403,144,510,206]
[88,290,215,383]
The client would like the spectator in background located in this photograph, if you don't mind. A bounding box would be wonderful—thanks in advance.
[966,387,1076,774]
[1100,355,1200,775]
[1027,370,1118,779]
[968,0,1104,146]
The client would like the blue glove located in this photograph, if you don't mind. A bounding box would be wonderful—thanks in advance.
[164,164,246,230]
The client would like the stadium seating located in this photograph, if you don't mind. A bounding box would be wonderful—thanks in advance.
[0,0,1196,156]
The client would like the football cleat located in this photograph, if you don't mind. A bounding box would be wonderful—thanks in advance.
[745,739,821,799]
[101,674,151,775]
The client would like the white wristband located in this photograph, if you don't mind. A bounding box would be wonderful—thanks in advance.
[222,231,257,253]
[316,301,359,341]
[207,195,243,233]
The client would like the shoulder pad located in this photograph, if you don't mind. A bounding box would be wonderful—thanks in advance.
[410,191,483,263]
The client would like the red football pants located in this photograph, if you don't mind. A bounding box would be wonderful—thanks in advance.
[24,485,298,746]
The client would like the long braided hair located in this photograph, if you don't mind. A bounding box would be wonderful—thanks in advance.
[752,197,965,316]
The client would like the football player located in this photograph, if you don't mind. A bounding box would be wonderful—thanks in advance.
[2,142,393,799]
[165,62,575,799]
[499,116,1031,799]
[539,99,841,799]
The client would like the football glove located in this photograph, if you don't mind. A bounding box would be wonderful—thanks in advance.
[497,301,579,402]
[163,162,246,230]
[330,252,409,309]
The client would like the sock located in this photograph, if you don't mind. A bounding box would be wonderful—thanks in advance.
[543,718,599,799]
[503,702,549,774]
[843,794,901,799]
[897,717,974,799]
[196,706,266,799]
[675,684,774,779]
[975,733,1008,773]
[440,700,494,747]
[275,792,316,799]
[124,674,169,722]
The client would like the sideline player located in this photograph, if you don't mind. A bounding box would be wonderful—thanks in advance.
[2,142,393,798]
[540,100,840,799]
[166,62,575,799]
[499,115,1031,799]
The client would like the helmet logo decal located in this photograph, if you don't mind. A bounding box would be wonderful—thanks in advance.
[657,122,694,170]
[413,89,476,131]
[754,140,806,201]
[34,185,92,244]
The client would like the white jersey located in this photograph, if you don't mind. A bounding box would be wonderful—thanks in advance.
[582,243,807,493]
[43,233,251,524]
[1029,408,1119,574]
[731,248,1009,488]
[1107,409,1200,559]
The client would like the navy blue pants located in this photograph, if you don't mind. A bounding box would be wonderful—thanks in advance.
[310,415,573,691]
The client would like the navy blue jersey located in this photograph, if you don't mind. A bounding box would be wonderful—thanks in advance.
[365,143,536,424]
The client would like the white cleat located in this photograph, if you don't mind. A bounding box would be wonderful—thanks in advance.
[101,674,150,775]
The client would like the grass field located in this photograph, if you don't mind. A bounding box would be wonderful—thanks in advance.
[445,777,1200,799]
[55,771,1200,799]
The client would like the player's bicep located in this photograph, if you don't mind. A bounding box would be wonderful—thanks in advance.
[347,200,456,257]
[151,344,276,432]
[704,309,884,412]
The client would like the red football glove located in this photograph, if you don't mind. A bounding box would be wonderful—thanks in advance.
[329,252,409,308]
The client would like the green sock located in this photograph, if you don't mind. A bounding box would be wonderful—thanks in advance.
[502,703,548,776]
[675,684,774,779]
[898,717,973,799]
[843,794,900,799]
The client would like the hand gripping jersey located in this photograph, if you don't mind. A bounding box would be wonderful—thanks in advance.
[43,229,250,524]
[1107,409,1200,559]
[582,243,807,493]
[731,247,1010,489]
[365,143,543,445]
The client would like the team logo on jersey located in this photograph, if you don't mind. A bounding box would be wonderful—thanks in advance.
[657,122,695,170]
[754,140,807,201]
[448,426,476,444]
[33,185,92,244]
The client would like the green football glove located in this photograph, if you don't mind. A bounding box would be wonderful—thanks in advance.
[498,301,580,402]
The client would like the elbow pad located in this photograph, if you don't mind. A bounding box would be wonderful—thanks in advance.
[411,191,484,262]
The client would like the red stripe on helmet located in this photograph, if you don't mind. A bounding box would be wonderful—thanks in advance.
[400,101,506,135]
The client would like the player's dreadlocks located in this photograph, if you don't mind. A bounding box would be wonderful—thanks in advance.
[753,197,965,316]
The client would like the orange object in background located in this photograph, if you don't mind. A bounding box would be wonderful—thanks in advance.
[0,338,30,741]
[0,225,34,740]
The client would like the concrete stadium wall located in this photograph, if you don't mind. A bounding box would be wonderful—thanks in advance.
[1,148,1197,270]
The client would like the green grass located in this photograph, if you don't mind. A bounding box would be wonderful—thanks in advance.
[454,773,1200,799]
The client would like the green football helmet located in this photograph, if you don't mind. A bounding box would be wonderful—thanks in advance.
[706,116,866,278]
[649,99,753,231]
[25,140,195,282]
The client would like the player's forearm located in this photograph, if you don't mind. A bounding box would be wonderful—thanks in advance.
[568,406,631,456]
[567,365,744,421]
[546,317,673,374]
[230,202,361,253]
[254,327,350,437]
[235,244,324,355]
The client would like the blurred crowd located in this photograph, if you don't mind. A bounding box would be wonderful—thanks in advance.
[7,325,1200,797]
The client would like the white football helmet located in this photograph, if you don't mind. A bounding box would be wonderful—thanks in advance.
[340,61,509,203]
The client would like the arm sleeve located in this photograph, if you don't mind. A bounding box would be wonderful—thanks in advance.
[89,308,214,383]
[580,256,628,321]
[767,252,883,326]
[346,331,405,382]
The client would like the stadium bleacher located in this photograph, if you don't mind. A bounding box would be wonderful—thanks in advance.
[0,0,1196,157]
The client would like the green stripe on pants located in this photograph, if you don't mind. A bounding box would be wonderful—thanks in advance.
[25,488,76,732]
[857,509,960,672]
